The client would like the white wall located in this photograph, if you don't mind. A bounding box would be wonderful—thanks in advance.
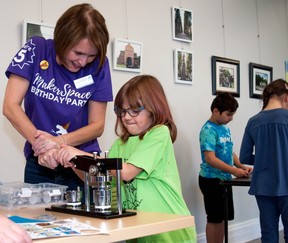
[1,0,288,241]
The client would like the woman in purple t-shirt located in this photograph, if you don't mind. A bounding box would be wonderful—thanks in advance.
[3,3,113,191]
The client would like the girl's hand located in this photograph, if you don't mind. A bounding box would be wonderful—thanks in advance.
[56,146,83,168]
[38,149,59,169]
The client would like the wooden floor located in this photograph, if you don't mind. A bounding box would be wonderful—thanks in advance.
[246,230,284,243]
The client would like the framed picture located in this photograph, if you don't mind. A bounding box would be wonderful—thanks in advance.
[113,38,143,73]
[249,63,273,99]
[211,56,240,97]
[22,20,54,45]
[174,49,193,85]
[172,7,193,43]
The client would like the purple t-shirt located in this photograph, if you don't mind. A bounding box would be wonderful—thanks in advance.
[6,36,113,158]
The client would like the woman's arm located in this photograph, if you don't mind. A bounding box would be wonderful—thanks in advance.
[3,77,108,154]
[2,74,38,145]
[33,100,108,155]
[239,131,255,165]
[62,100,107,147]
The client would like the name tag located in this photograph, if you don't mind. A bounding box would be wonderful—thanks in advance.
[73,75,94,89]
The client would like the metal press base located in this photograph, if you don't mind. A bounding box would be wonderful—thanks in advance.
[45,204,137,219]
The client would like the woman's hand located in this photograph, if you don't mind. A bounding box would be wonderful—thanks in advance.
[32,130,62,156]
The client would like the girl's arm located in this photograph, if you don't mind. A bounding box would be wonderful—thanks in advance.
[110,163,143,181]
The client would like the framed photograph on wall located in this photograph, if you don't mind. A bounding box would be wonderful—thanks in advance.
[249,62,273,99]
[22,20,54,45]
[113,38,143,73]
[211,56,240,97]
[174,49,193,85]
[285,60,288,82]
[172,7,193,43]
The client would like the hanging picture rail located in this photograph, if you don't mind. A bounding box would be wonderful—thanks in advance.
[113,38,143,73]
[171,6,193,43]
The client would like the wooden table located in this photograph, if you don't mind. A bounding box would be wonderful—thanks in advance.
[220,177,251,243]
[1,206,195,242]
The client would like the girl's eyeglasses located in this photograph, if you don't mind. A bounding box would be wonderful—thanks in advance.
[114,106,145,117]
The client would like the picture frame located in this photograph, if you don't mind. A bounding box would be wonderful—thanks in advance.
[285,60,288,82]
[249,63,273,99]
[174,49,193,85]
[211,56,240,97]
[113,38,143,73]
[22,20,54,46]
[172,6,193,43]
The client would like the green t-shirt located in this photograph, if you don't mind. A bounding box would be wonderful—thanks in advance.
[108,125,196,242]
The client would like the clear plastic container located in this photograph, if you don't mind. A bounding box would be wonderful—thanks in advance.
[0,182,67,209]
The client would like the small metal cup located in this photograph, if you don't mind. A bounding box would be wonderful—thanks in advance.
[65,190,82,204]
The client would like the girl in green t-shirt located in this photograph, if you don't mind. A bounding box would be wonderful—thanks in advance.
[56,75,197,242]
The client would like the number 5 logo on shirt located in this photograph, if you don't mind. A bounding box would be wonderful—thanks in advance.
[12,39,36,69]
